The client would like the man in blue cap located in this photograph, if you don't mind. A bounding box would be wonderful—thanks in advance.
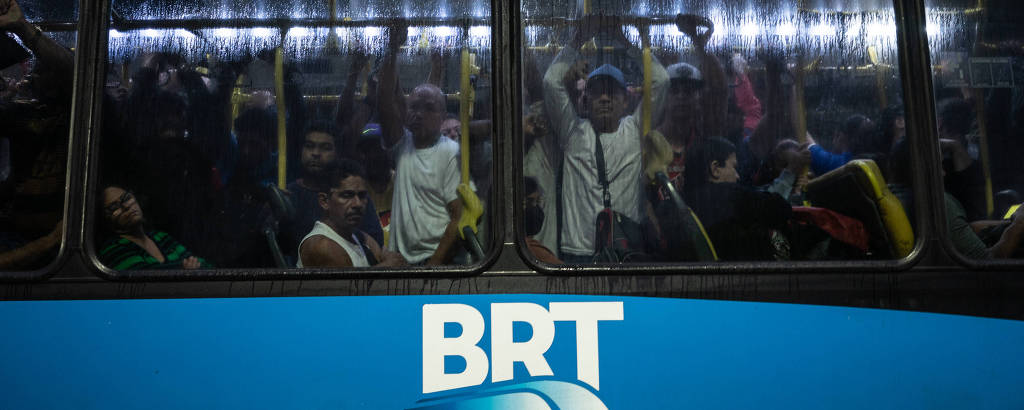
[543,15,669,263]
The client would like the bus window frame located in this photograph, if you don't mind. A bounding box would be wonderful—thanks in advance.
[0,8,82,281]
[513,0,946,275]
[6,0,1022,285]
[78,0,506,280]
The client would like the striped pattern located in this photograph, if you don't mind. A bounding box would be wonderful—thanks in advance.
[99,230,211,270]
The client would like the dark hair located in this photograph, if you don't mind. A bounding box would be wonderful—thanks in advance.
[936,98,973,137]
[304,120,339,141]
[888,137,913,185]
[323,158,366,192]
[683,136,736,193]
[524,176,539,196]
[842,114,882,155]
[880,104,905,143]
[234,107,277,141]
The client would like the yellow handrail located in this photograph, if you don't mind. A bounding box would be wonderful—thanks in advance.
[641,47,652,137]
[457,48,483,242]
[274,47,287,190]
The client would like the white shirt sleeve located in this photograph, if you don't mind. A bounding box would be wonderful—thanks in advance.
[543,47,581,149]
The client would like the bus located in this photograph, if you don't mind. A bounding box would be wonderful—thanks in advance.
[2,0,1024,408]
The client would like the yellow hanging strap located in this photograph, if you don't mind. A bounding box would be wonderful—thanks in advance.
[793,56,808,145]
[230,74,247,134]
[274,47,287,190]
[457,48,483,241]
[793,55,812,207]
[971,89,995,218]
[867,46,888,108]
[641,47,652,136]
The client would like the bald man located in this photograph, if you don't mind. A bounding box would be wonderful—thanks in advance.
[377,26,463,265]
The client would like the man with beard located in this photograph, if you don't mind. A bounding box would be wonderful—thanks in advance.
[543,15,668,262]
[282,122,383,265]
[298,160,406,268]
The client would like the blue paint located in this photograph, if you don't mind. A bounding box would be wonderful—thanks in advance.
[1,295,1022,409]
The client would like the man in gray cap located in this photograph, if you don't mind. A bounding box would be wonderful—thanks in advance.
[646,14,729,197]
[543,15,668,263]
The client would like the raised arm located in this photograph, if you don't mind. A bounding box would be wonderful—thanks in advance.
[1,0,73,102]
[626,22,668,122]
[337,51,371,155]
[377,24,408,148]
[676,14,727,138]
[542,35,583,148]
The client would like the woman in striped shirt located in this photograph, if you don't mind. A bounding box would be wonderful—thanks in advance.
[97,185,210,270]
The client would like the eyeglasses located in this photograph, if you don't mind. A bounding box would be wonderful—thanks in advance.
[103,191,134,218]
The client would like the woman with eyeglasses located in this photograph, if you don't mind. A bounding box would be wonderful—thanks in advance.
[97,185,210,270]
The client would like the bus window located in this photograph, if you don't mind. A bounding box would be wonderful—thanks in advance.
[926,0,1024,261]
[0,0,75,272]
[93,0,493,272]
[521,0,915,265]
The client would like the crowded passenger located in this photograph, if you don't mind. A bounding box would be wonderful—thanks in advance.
[544,14,668,263]
[97,185,211,269]
[354,123,395,247]
[298,160,406,268]
[524,177,562,264]
[0,0,71,269]
[890,139,1023,258]
[806,114,881,176]
[441,113,461,143]
[280,122,384,265]
[647,14,728,195]
[727,53,763,140]
[523,101,559,254]
[936,97,987,221]
[378,24,464,265]
[684,137,794,261]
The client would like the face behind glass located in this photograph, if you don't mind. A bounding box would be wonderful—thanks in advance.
[102,186,144,232]
[406,86,446,144]
[585,77,628,133]
[301,131,337,176]
[710,153,739,184]
[322,176,368,232]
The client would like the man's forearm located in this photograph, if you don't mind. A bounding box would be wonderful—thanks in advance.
[9,20,72,75]
[427,222,460,265]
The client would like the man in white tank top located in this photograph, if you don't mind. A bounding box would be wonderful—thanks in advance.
[298,160,407,268]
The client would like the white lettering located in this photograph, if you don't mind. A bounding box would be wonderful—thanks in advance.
[422,304,489,393]
[549,302,624,390]
[421,302,624,394]
[490,303,556,383]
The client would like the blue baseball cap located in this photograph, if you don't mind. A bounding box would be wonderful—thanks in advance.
[587,64,627,90]
[359,123,383,144]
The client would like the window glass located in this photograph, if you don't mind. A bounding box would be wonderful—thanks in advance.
[96,0,493,271]
[0,0,75,271]
[521,0,913,264]
[925,0,1024,260]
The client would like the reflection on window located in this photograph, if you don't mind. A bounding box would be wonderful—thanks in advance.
[924,0,1024,260]
[97,0,493,270]
[0,0,74,270]
[521,1,913,264]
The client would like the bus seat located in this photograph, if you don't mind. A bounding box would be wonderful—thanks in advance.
[654,172,718,262]
[805,159,914,259]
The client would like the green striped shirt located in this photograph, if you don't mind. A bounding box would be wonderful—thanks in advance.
[99,230,212,270]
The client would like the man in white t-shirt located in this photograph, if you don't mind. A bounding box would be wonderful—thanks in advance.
[544,15,668,262]
[377,24,464,265]
[298,160,406,268]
